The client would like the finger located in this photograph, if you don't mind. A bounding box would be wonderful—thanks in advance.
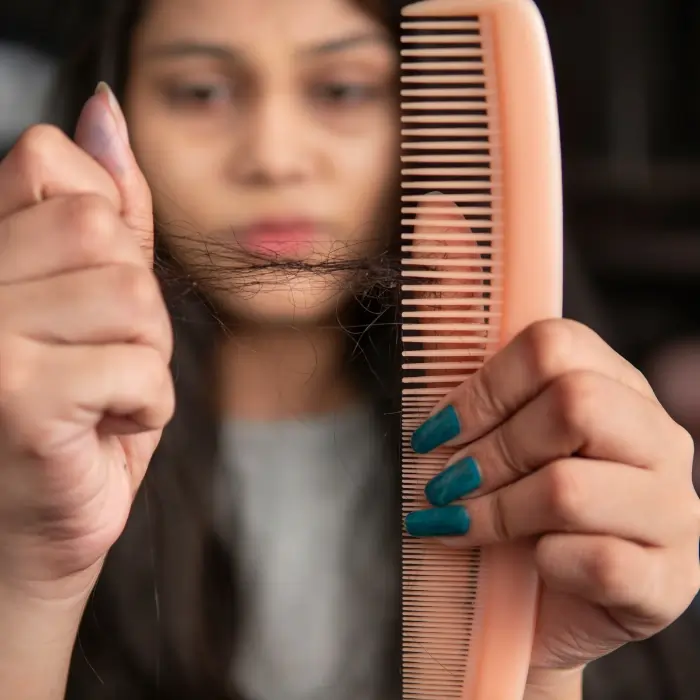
[405,194,490,496]
[75,84,154,265]
[535,534,700,632]
[410,318,656,454]
[0,265,172,362]
[0,124,122,220]
[536,535,652,611]
[409,194,488,330]
[0,194,144,283]
[422,372,683,506]
[406,459,678,547]
[406,194,489,383]
[0,341,174,458]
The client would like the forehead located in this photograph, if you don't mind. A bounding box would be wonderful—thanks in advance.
[136,0,384,49]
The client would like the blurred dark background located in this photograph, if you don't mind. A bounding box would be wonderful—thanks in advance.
[1,0,700,425]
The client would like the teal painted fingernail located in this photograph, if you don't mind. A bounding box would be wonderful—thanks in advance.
[404,506,470,537]
[425,456,481,507]
[411,405,460,454]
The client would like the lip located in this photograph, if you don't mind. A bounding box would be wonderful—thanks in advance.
[235,218,321,256]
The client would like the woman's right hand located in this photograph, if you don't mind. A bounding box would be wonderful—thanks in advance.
[0,85,174,604]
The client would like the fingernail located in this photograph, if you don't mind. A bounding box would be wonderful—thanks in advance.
[405,506,470,537]
[411,405,460,454]
[75,85,128,174]
[425,456,481,507]
[96,81,129,142]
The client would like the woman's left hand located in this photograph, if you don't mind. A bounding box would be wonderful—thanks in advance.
[406,318,700,671]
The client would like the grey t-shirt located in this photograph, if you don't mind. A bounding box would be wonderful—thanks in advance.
[215,406,398,700]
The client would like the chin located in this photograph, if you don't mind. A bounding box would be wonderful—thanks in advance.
[214,273,353,326]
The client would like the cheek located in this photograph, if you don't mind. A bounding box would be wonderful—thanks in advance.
[339,126,398,217]
[338,128,398,252]
[131,136,223,230]
[126,97,221,213]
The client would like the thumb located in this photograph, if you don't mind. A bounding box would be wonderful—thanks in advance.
[74,82,154,265]
[409,193,488,382]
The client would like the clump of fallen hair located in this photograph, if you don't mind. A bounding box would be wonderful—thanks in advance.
[153,226,402,326]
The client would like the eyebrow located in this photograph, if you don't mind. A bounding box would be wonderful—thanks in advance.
[307,32,386,54]
[143,32,387,62]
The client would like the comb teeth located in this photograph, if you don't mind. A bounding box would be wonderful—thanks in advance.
[400,1,565,698]
[400,10,503,700]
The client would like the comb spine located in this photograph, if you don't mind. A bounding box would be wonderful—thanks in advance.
[458,1,563,698]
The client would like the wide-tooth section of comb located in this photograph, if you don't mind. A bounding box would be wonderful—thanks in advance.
[400,1,563,699]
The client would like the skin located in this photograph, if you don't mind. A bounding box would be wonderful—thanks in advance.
[0,92,168,700]
[125,0,399,419]
[0,2,697,699]
[126,0,398,323]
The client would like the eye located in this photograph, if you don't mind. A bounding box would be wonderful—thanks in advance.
[164,81,234,106]
[312,82,378,106]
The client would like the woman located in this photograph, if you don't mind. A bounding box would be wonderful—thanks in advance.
[0,1,697,699]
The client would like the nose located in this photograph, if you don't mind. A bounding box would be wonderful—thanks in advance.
[235,94,314,186]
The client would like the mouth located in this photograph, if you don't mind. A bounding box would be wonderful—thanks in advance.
[234,218,322,257]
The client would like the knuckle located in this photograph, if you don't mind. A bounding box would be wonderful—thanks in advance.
[655,557,697,628]
[675,492,700,541]
[160,367,176,423]
[631,364,654,395]
[688,560,700,601]
[672,422,695,464]
[0,339,38,447]
[690,495,700,535]
[544,461,589,530]
[162,314,175,362]
[0,338,34,405]
[13,124,65,175]
[65,194,118,262]
[586,542,635,602]
[550,370,600,439]
[521,318,581,380]
[112,265,161,318]
[142,352,175,425]
[652,551,700,627]
[109,266,171,359]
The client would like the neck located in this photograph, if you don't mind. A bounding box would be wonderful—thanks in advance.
[218,323,358,420]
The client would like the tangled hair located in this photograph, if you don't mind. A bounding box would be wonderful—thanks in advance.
[56,1,405,699]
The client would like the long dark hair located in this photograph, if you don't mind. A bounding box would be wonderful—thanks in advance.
[57,1,404,699]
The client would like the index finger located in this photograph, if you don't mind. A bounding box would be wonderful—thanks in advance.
[403,193,497,457]
[412,317,657,454]
[402,193,491,425]
[0,123,122,220]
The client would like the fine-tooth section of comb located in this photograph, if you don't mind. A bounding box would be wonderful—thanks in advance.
[400,1,563,699]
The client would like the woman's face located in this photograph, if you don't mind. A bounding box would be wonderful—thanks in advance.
[125,0,398,324]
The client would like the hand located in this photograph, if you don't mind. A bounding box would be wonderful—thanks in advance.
[0,85,173,603]
[406,317,700,671]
